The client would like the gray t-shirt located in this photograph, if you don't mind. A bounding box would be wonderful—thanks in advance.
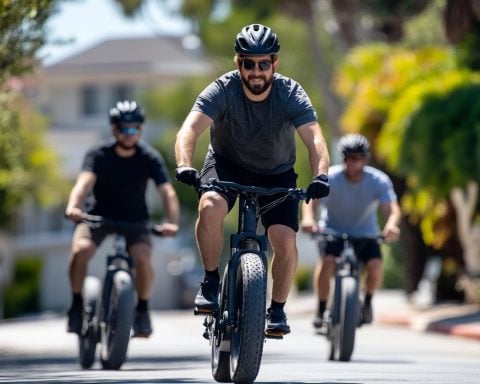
[320,165,397,237]
[192,70,317,174]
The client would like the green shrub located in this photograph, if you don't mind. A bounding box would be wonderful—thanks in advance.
[3,257,43,318]
[294,265,313,292]
[382,243,404,289]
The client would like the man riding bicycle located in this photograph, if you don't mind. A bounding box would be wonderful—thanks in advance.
[301,133,401,328]
[174,23,330,336]
[65,100,180,338]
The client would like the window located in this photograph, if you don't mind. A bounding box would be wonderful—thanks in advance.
[81,85,100,116]
[112,84,133,105]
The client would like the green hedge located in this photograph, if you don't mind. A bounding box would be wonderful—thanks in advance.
[3,257,43,318]
[382,243,404,289]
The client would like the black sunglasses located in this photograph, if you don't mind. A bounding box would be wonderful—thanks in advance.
[240,58,273,71]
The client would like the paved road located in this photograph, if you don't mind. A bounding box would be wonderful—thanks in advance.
[0,306,479,384]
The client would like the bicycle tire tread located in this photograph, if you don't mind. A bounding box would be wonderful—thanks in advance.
[230,252,266,384]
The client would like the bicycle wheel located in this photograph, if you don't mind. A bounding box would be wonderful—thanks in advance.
[100,270,135,370]
[79,276,101,368]
[212,268,232,383]
[230,252,267,384]
[329,276,359,362]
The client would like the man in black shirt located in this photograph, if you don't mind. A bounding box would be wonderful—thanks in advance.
[65,100,180,337]
[175,24,330,336]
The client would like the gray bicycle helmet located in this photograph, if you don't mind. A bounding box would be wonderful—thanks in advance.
[337,134,370,156]
[235,24,280,55]
[109,100,145,125]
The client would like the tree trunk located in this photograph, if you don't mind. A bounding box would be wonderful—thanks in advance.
[388,174,431,295]
[450,182,480,275]
[282,0,344,140]
[450,181,480,303]
[401,217,429,295]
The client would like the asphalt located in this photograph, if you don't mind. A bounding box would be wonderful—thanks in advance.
[287,289,480,342]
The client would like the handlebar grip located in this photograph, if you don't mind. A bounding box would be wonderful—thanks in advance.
[149,226,165,237]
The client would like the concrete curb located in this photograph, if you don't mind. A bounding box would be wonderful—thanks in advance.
[374,303,480,342]
[289,290,480,342]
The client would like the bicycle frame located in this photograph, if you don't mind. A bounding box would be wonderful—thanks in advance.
[226,192,269,328]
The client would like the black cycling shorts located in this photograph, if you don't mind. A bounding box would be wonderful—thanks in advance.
[320,238,382,263]
[73,223,152,249]
[199,153,300,232]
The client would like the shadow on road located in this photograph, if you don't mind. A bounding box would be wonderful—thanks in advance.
[257,382,363,384]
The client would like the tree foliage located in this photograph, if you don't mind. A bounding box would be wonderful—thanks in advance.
[0,0,58,85]
[334,44,455,140]
[378,71,480,247]
[143,76,213,211]
[0,0,66,229]
[0,89,68,227]
[379,71,480,196]
[360,0,431,42]
[443,0,480,70]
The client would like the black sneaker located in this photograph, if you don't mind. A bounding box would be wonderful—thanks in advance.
[67,302,83,334]
[266,307,291,335]
[194,279,219,314]
[313,314,323,329]
[133,310,153,338]
[361,303,373,324]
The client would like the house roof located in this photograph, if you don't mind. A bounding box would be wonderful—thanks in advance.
[45,35,212,77]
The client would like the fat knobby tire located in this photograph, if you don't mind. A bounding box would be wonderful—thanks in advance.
[79,276,101,368]
[335,276,359,361]
[212,268,232,382]
[100,270,135,370]
[230,252,267,384]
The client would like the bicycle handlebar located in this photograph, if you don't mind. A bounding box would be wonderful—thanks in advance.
[315,232,384,243]
[81,214,164,236]
[200,178,308,200]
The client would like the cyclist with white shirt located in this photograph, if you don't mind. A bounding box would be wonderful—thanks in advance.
[301,134,401,328]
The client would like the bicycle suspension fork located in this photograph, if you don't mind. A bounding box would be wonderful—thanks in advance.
[226,196,268,328]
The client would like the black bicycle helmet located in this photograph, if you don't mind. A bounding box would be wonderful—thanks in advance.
[337,134,370,156]
[109,100,145,125]
[235,24,280,55]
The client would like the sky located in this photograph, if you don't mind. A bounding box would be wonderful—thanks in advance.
[41,0,190,65]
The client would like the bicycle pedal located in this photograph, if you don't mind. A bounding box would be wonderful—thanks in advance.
[264,330,284,340]
[132,333,151,339]
[193,307,215,316]
[202,330,210,340]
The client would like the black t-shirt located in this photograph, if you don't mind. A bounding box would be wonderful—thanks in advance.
[82,139,170,221]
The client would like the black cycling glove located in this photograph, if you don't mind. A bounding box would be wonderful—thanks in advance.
[306,174,330,203]
[175,166,200,187]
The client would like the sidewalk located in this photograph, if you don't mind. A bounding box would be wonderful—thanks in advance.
[375,290,480,341]
[288,289,480,342]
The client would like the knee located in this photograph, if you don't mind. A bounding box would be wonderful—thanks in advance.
[321,257,336,273]
[130,245,152,269]
[71,240,95,264]
[198,192,228,220]
[268,225,297,255]
[134,253,152,269]
[366,259,383,274]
